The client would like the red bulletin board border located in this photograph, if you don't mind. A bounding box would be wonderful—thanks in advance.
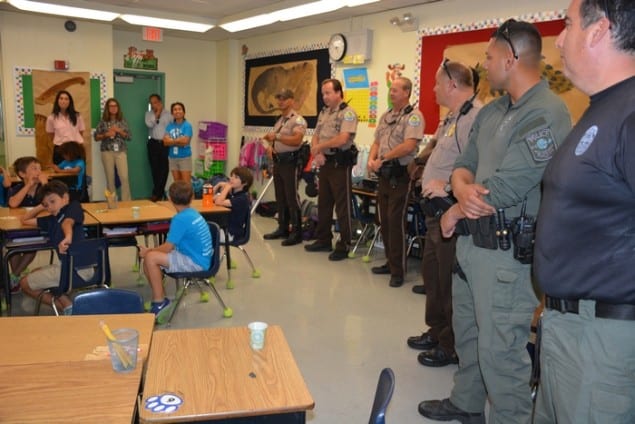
[418,19,566,133]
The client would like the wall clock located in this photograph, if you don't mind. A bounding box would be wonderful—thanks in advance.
[328,33,347,62]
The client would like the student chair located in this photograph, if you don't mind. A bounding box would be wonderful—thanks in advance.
[35,238,111,316]
[349,193,381,263]
[368,368,395,424]
[72,288,144,315]
[161,222,232,326]
[222,211,260,289]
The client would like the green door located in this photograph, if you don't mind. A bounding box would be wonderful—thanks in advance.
[114,70,164,199]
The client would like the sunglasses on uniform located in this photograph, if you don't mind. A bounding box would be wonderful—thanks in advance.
[494,19,519,60]
[442,58,453,81]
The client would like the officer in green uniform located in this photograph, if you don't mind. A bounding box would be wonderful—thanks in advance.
[418,19,572,424]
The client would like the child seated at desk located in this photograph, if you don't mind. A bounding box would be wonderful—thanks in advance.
[214,166,253,242]
[51,141,87,202]
[7,157,49,293]
[139,181,212,319]
[19,180,86,314]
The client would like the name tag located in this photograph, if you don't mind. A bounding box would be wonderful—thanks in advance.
[113,144,119,152]
[173,146,179,155]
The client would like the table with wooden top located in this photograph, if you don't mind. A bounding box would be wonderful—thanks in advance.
[139,325,314,423]
[0,207,99,316]
[0,313,155,423]
[83,199,177,227]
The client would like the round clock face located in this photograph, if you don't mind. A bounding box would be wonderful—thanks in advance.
[328,33,347,62]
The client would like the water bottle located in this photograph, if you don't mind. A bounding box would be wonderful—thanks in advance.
[202,183,213,207]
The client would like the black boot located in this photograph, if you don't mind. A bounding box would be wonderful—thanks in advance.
[282,210,302,246]
[264,208,289,240]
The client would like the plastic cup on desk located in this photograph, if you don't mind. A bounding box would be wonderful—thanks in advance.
[248,321,268,350]
[107,328,139,373]
[132,206,141,219]
[106,194,118,209]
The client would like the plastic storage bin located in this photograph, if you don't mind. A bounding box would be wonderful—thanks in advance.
[198,121,227,140]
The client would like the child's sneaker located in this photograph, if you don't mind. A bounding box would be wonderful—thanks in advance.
[9,274,21,294]
[150,298,170,315]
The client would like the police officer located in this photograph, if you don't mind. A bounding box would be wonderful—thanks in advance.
[305,79,358,261]
[262,88,307,246]
[145,94,171,201]
[419,19,572,423]
[407,60,481,368]
[367,77,423,287]
[534,1,635,422]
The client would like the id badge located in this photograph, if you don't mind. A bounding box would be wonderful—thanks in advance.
[113,143,119,152]
[173,146,179,155]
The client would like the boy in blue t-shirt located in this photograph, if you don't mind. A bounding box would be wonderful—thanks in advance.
[19,180,85,313]
[51,141,87,202]
[214,166,253,242]
[140,181,212,317]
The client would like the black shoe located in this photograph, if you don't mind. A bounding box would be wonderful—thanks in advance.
[371,264,390,275]
[407,331,438,350]
[264,228,288,240]
[418,398,485,423]
[389,276,404,287]
[304,241,333,252]
[418,347,459,367]
[281,233,302,246]
[412,284,426,294]
[328,249,349,261]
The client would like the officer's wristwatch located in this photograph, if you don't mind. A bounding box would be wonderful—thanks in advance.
[444,182,452,193]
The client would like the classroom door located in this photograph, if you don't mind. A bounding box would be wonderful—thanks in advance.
[113,70,164,199]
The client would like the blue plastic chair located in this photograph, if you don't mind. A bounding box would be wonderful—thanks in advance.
[72,288,144,315]
[162,222,232,326]
[368,368,395,424]
[223,211,260,289]
[35,238,111,316]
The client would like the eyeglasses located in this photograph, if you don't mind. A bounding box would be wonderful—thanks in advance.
[494,19,519,60]
[442,58,453,81]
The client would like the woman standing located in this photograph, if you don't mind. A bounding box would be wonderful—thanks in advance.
[163,102,193,183]
[46,90,85,165]
[94,98,132,200]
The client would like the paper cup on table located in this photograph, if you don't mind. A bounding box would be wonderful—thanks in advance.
[132,206,141,219]
[248,322,268,350]
[107,328,139,373]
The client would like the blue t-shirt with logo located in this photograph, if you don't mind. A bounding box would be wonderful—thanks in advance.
[165,120,193,159]
[167,207,212,269]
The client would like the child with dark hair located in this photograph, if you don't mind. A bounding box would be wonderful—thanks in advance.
[52,141,88,202]
[139,181,212,320]
[6,156,49,293]
[214,166,253,242]
[19,180,85,314]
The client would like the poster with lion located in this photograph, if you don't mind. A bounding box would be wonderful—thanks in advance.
[32,70,92,174]
[244,49,330,128]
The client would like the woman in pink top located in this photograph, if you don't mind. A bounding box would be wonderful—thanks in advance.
[46,90,85,165]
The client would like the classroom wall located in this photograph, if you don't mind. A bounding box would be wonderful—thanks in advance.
[0,0,568,199]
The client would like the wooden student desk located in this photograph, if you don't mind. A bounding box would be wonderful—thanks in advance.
[83,200,177,226]
[0,208,99,316]
[139,326,314,423]
[0,314,155,424]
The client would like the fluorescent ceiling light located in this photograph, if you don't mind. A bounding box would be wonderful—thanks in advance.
[8,0,118,21]
[221,0,380,32]
[120,14,214,33]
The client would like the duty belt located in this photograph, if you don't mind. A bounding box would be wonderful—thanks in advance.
[545,295,635,321]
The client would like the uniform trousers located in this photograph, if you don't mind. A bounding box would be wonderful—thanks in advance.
[534,301,635,424]
[422,216,456,353]
[273,161,301,217]
[147,138,169,200]
[315,161,352,250]
[450,236,538,424]
[377,174,410,278]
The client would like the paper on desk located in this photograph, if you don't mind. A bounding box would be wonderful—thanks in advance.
[102,227,138,236]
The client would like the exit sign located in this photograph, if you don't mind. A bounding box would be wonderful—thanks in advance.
[142,27,163,42]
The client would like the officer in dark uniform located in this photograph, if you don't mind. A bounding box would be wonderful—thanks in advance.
[419,19,571,423]
[262,88,307,246]
[534,1,635,422]
[305,79,358,261]
[367,76,423,287]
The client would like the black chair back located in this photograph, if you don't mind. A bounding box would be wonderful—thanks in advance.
[59,238,111,293]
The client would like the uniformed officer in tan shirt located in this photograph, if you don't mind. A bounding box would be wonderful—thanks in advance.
[305,79,358,261]
[367,76,424,287]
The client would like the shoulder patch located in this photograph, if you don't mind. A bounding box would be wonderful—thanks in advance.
[525,128,556,162]
[407,114,422,127]
[343,110,356,122]
[575,125,597,156]
[296,116,307,126]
